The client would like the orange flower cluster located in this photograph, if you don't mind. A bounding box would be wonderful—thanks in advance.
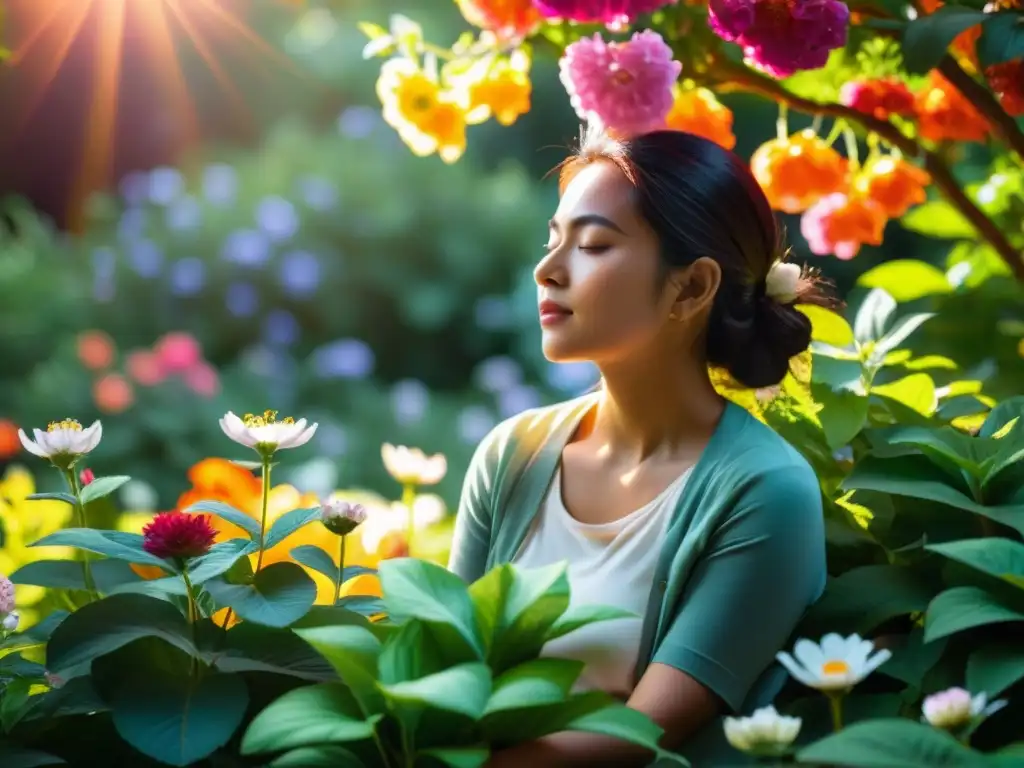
[751,130,931,259]
[985,60,1024,117]
[456,0,541,38]
[915,71,991,143]
[664,87,736,150]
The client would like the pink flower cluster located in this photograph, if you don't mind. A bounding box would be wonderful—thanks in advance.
[559,30,681,136]
[534,0,676,27]
[0,574,14,614]
[126,332,220,398]
[708,0,850,79]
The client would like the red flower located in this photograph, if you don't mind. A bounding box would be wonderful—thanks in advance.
[142,512,217,561]
[79,468,95,486]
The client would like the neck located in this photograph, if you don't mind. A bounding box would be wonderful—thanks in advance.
[587,350,725,462]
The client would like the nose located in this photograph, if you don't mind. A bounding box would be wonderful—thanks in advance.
[534,245,568,288]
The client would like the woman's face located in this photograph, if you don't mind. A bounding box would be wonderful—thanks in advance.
[535,160,677,364]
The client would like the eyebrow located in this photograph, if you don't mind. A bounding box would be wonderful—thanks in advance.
[548,213,626,235]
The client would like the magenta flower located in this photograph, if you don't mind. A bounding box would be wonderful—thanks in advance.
[559,30,681,136]
[534,0,676,27]
[708,0,850,79]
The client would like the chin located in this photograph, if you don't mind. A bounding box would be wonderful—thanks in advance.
[540,336,591,364]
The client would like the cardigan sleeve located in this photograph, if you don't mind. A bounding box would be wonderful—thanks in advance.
[651,463,826,713]
[447,424,505,584]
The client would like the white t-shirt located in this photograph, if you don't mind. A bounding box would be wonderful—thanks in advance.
[512,465,691,697]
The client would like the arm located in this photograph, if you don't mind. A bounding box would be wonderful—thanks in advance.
[487,466,826,767]
[447,428,502,583]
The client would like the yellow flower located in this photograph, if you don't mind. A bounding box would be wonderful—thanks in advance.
[377,58,467,164]
[463,54,532,127]
[0,465,74,628]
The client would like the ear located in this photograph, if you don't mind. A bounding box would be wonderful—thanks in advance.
[667,257,721,321]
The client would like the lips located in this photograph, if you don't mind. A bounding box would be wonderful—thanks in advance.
[538,299,572,327]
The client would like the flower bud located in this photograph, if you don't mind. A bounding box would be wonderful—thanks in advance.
[2,610,20,633]
[922,687,1006,729]
[320,499,367,536]
[80,467,96,486]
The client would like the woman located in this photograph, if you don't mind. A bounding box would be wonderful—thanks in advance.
[449,127,828,766]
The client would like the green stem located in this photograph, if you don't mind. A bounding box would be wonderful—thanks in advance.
[63,469,98,601]
[827,692,845,732]
[334,534,346,606]
[402,484,417,556]
[181,568,199,678]
[254,458,272,572]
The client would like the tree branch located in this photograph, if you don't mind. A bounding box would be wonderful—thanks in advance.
[714,60,1024,282]
[937,55,1024,159]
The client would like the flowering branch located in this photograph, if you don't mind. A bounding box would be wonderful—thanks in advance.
[713,59,1024,282]
[937,56,1024,159]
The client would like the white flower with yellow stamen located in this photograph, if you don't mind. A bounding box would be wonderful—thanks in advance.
[724,705,801,755]
[776,633,891,692]
[381,443,447,486]
[18,419,102,468]
[219,410,317,457]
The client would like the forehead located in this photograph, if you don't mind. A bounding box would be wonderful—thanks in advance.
[556,160,638,223]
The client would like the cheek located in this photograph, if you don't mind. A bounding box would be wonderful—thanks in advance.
[574,255,663,339]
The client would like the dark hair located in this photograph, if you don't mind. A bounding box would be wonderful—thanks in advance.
[557,126,832,389]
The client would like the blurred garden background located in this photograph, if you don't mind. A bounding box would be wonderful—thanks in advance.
[0,0,1022,618]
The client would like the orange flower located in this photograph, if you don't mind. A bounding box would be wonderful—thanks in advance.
[665,87,736,150]
[915,71,990,143]
[455,0,542,37]
[93,373,134,414]
[750,129,848,214]
[0,420,20,459]
[852,156,931,218]
[985,60,1024,117]
[801,192,887,260]
[377,58,467,163]
[77,330,115,371]
[465,55,532,127]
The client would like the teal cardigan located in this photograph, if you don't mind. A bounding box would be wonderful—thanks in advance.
[449,393,826,723]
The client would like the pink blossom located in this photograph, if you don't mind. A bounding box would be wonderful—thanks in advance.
[0,574,14,614]
[183,362,220,398]
[708,0,849,79]
[154,332,202,374]
[559,30,681,136]
[79,468,95,486]
[534,0,675,27]
[799,192,886,261]
[126,349,166,386]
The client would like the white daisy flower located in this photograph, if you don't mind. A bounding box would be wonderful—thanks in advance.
[724,705,801,755]
[381,443,447,486]
[219,410,317,457]
[776,633,892,692]
[18,419,103,468]
[922,687,1007,730]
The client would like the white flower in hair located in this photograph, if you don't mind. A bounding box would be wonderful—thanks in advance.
[765,262,802,304]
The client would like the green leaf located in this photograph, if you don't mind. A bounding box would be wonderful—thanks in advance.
[241,683,381,755]
[878,628,947,688]
[979,396,1024,438]
[296,623,385,713]
[801,305,855,346]
[184,500,261,538]
[30,529,170,568]
[380,662,492,720]
[1,678,33,732]
[379,558,482,657]
[545,604,636,642]
[815,386,870,449]
[484,658,583,715]
[91,638,248,767]
[857,260,952,302]
[489,562,571,672]
[214,622,336,682]
[966,641,1024,698]
[186,538,257,585]
[417,748,490,768]
[263,506,322,550]
[271,746,367,767]
[481,689,614,745]
[869,425,984,477]
[854,288,897,344]
[925,585,1024,641]
[10,559,142,593]
[0,610,69,652]
[26,492,76,505]
[0,746,66,767]
[205,561,316,628]
[46,593,196,676]
[903,6,988,74]
[872,374,937,416]
[796,718,984,766]
[812,356,865,392]
[562,703,667,754]
[901,200,978,239]
[927,537,1024,591]
[977,10,1024,67]
[872,314,935,361]
[79,475,130,504]
[290,544,339,582]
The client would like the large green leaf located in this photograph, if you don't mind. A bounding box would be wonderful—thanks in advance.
[30,529,170,568]
[296,623,385,713]
[0,610,69,653]
[978,397,1024,439]
[184,500,261,538]
[46,593,196,677]
[901,200,977,239]
[489,562,571,672]
[10,559,142,593]
[483,658,584,715]
[927,538,1024,591]
[545,604,636,642]
[868,425,987,478]
[214,622,336,682]
[377,620,446,685]
[417,747,489,768]
[205,561,316,627]
[977,10,1024,67]
[271,746,367,767]
[91,638,248,767]
[379,662,492,720]
[291,544,340,582]
[924,585,1024,642]
[801,305,855,346]
[854,289,897,344]
[796,718,985,766]
[186,538,257,585]
[481,689,613,745]
[241,683,382,755]
[871,374,936,416]
[263,506,322,550]
[877,628,947,688]
[379,558,482,657]
[79,475,131,505]
[857,260,952,302]
[560,703,668,756]
[966,641,1024,698]
[902,6,988,74]
[0,746,66,767]
[815,386,870,449]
